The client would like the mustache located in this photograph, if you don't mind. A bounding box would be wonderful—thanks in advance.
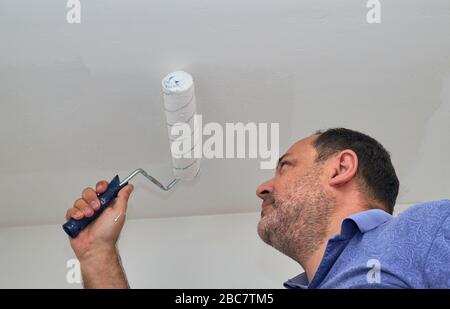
[264,194,279,209]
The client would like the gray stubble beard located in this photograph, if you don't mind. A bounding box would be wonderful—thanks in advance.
[257,167,336,264]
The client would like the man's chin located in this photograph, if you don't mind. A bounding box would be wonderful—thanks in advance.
[257,220,272,246]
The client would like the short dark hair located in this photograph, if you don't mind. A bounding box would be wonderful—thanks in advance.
[313,128,399,214]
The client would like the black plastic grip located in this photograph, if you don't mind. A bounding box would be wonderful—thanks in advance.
[62,175,127,238]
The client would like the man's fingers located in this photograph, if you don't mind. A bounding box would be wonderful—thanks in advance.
[95,180,109,195]
[82,187,101,212]
[67,182,132,222]
[65,180,112,223]
[117,184,134,202]
[114,184,134,212]
[66,207,83,220]
[74,198,95,217]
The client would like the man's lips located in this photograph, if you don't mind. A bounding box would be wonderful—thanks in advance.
[260,200,274,215]
[261,201,272,209]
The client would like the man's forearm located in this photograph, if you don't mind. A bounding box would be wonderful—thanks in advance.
[80,247,129,289]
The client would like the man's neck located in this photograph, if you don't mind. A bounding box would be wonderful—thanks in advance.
[302,240,329,283]
[300,206,365,283]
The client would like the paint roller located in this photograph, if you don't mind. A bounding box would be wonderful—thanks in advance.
[63,71,200,238]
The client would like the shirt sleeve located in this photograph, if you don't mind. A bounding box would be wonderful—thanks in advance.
[424,212,450,288]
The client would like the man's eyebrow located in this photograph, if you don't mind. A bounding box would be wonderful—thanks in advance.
[277,153,290,168]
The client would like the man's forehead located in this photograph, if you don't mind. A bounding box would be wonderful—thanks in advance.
[285,135,319,159]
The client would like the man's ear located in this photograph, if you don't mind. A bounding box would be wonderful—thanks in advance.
[329,150,359,186]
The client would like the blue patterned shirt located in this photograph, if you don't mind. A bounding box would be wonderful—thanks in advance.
[284,199,450,288]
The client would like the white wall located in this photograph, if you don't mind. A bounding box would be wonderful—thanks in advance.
[0,204,412,288]
[0,212,300,288]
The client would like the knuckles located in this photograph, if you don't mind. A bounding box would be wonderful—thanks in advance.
[82,187,94,197]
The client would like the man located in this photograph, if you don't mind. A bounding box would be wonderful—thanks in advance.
[65,128,450,288]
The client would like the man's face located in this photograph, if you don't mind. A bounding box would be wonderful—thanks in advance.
[256,135,336,258]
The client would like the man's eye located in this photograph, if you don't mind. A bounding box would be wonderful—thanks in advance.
[280,161,289,169]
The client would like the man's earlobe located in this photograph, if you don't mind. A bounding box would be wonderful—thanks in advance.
[329,150,358,186]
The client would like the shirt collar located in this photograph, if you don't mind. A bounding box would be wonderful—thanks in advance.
[340,209,392,238]
[283,209,392,288]
[284,272,309,289]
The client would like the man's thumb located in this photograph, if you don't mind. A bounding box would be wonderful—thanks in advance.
[114,184,134,211]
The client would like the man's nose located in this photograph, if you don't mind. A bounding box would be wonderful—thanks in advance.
[256,179,274,200]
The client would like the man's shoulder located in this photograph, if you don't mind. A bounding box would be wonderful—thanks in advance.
[363,200,450,248]
[395,199,450,288]
[388,199,450,243]
[396,199,450,224]
[353,200,450,288]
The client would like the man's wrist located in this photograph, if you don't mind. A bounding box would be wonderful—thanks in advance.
[79,245,117,265]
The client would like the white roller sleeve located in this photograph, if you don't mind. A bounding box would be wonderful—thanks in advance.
[162,71,200,180]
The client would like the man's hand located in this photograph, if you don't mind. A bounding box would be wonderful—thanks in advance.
[65,180,134,288]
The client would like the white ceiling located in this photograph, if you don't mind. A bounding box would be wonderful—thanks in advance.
[0,0,449,227]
